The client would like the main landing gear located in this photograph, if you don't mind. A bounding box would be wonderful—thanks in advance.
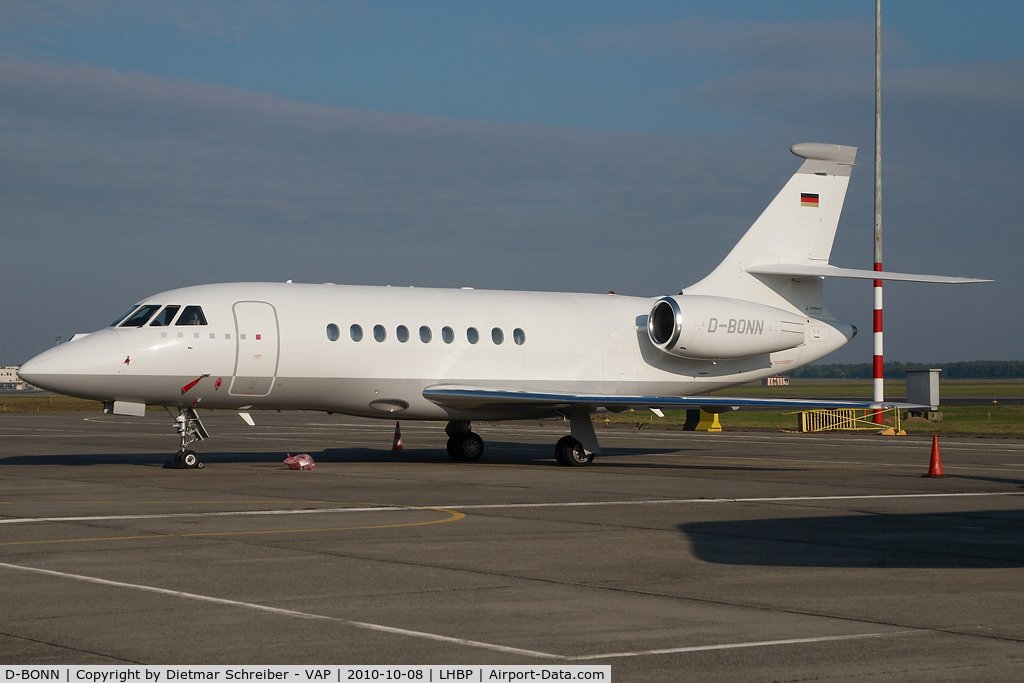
[164,406,209,469]
[445,411,600,467]
[554,435,594,466]
[446,421,484,461]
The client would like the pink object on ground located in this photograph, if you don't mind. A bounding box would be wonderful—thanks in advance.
[284,453,316,470]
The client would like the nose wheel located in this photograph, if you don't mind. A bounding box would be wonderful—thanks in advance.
[174,449,204,469]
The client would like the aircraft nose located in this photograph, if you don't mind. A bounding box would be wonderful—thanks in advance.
[18,331,124,399]
[16,351,55,387]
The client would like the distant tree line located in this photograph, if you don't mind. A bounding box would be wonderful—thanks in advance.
[789,361,1024,380]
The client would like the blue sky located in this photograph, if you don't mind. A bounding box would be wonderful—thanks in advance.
[2,1,1021,365]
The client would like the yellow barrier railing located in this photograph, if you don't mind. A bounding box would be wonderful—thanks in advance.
[796,408,902,434]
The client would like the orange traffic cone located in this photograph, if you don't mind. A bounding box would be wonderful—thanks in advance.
[924,434,945,477]
[392,421,404,452]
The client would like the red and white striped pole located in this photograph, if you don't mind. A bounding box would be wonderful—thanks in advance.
[873,265,884,422]
[872,0,885,424]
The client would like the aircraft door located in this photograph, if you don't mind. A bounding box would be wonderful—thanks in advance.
[229,301,280,397]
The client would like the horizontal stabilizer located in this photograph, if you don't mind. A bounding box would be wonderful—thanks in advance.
[746,263,990,284]
[424,386,922,412]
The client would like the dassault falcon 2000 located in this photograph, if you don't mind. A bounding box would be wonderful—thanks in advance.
[19,143,986,467]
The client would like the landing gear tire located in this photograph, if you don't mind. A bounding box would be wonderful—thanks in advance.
[181,449,200,468]
[447,432,484,461]
[167,449,203,469]
[555,436,593,467]
[554,435,573,466]
[460,432,484,461]
[447,436,465,460]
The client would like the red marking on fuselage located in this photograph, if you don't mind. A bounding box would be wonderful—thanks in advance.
[181,377,203,395]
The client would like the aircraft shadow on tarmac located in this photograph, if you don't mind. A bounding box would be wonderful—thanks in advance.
[0,452,173,467]
[0,442,682,468]
[315,443,796,472]
[680,509,1024,569]
[0,442,818,473]
[300,442,687,466]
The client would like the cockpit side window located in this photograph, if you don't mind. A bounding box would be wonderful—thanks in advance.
[110,305,140,327]
[175,305,208,326]
[149,305,181,326]
[120,304,162,328]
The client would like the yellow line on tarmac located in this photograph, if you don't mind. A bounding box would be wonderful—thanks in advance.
[0,507,465,547]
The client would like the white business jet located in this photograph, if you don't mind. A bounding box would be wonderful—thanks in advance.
[18,143,986,467]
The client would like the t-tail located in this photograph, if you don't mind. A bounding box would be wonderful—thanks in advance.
[684,142,987,317]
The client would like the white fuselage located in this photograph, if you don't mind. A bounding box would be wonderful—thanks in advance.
[19,282,852,421]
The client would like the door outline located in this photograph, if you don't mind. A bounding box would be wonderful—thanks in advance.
[229,300,281,397]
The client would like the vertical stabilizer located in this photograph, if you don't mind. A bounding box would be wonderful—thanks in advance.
[684,143,857,314]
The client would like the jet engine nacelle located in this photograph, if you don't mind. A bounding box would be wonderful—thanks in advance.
[647,295,806,360]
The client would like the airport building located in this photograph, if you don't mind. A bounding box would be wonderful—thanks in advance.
[0,366,27,391]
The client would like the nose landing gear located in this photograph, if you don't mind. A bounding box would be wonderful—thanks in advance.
[164,406,209,469]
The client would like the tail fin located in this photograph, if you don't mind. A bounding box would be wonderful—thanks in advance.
[684,143,857,314]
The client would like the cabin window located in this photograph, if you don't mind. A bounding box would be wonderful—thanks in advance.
[350,324,363,342]
[149,305,181,326]
[514,328,526,345]
[442,326,454,344]
[120,304,162,328]
[175,306,207,326]
[326,323,340,342]
[492,327,504,345]
[467,327,479,344]
[419,326,432,343]
[396,325,409,343]
[373,324,386,342]
[110,305,140,327]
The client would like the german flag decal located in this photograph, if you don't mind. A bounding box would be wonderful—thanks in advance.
[800,192,819,207]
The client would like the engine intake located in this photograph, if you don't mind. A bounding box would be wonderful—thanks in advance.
[647,295,807,360]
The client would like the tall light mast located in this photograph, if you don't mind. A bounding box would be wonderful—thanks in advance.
[872,0,884,422]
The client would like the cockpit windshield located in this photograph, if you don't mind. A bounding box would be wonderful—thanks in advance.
[175,305,208,326]
[119,304,163,328]
[109,305,140,327]
[149,305,181,326]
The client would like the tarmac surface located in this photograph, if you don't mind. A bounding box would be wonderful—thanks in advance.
[1,411,1023,681]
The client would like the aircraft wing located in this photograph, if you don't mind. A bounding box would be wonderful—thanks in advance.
[423,385,920,412]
